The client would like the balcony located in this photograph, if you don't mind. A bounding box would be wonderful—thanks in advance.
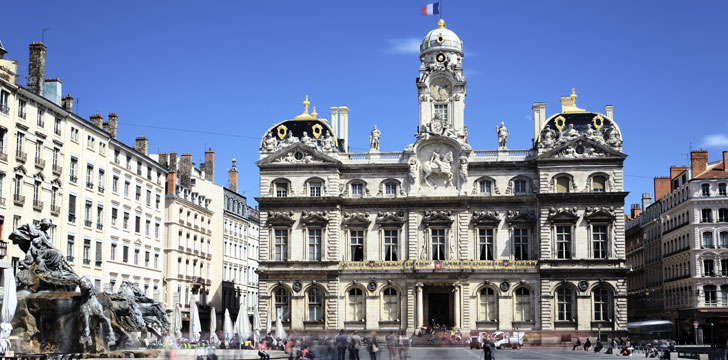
[69,175,78,183]
[0,104,8,115]
[0,152,7,162]
[178,245,184,251]
[34,158,45,169]
[32,200,43,211]
[68,214,76,223]
[83,258,90,265]
[95,260,102,267]
[52,165,62,176]
[98,186,105,194]
[84,220,92,227]
[13,194,25,206]
[193,250,198,255]
[15,151,26,163]
[50,205,60,216]
[96,223,103,231]
[86,182,94,190]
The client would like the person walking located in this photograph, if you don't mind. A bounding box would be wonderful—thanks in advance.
[385,332,397,360]
[572,338,581,351]
[483,334,495,360]
[336,330,350,360]
[349,331,361,360]
[366,332,379,360]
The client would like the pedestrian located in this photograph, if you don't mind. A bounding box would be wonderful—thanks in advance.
[285,337,295,360]
[385,332,397,360]
[583,338,591,351]
[366,332,379,360]
[336,329,349,360]
[349,330,361,360]
[572,338,581,351]
[483,334,495,360]
[594,340,603,353]
[258,340,270,360]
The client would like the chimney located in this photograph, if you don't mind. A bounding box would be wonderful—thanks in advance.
[331,107,339,139]
[690,150,708,177]
[179,153,193,188]
[532,102,546,144]
[28,42,46,96]
[134,136,148,156]
[630,203,641,218]
[670,166,688,180]
[166,153,178,195]
[228,158,239,193]
[169,152,178,172]
[61,94,73,113]
[203,148,215,182]
[90,113,103,129]
[654,177,670,201]
[605,105,614,120]
[339,106,349,152]
[641,193,652,211]
[44,78,62,105]
[105,112,118,139]
[723,151,727,171]
[158,153,169,169]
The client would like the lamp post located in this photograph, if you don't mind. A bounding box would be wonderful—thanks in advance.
[598,323,602,342]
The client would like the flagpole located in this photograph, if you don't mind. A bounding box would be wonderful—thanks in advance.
[440,0,443,20]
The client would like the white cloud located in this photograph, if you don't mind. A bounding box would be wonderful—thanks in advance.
[384,38,421,54]
[703,133,728,147]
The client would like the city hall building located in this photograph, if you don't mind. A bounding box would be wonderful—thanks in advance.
[256,20,629,335]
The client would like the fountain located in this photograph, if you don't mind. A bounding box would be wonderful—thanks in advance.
[6,219,170,355]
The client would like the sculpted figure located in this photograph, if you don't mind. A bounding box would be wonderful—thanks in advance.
[370,125,381,151]
[283,131,298,145]
[458,156,468,191]
[408,157,419,184]
[605,126,622,147]
[539,127,556,148]
[584,124,596,140]
[497,122,509,148]
[79,276,116,350]
[442,121,457,139]
[301,131,316,147]
[562,124,579,141]
[422,151,454,187]
[262,132,277,152]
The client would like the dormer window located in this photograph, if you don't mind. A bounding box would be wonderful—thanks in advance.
[309,181,322,197]
[275,182,288,198]
[351,183,363,196]
[514,179,527,194]
[479,180,492,195]
[385,182,397,196]
[556,176,570,193]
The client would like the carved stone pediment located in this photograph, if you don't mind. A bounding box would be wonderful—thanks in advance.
[505,210,535,224]
[51,178,62,187]
[267,211,295,226]
[376,211,406,225]
[471,211,500,227]
[343,212,371,227]
[547,207,579,223]
[14,164,27,175]
[301,210,329,226]
[422,210,453,227]
[257,143,340,166]
[585,206,616,223]
[538,138,625,160]
[33,171,45,181]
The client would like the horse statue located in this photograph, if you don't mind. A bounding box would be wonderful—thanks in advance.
[422,151,454,187]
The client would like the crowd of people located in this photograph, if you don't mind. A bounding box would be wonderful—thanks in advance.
[572,337,679,358]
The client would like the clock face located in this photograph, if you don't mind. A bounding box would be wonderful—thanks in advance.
[429,78,451,101]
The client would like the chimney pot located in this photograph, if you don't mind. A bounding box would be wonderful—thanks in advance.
[179,153,193,188]
[90,113,103,129]
[723,151,727,171]
[61,94,74,113]
[228,158,239,193]
[203,148,215,182]
[104,112,118,139]
[134,136,149,156]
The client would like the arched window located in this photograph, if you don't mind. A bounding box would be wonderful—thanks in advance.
[348,288,364,321]
[556,176,570,193]
[514,287,531,321]
[274,287,290,321]
[556,286,574,321]
[592,176,606,192]
[478,287,497,321]
[307,287,323,322]
[382,288,399,321]
[593,286,611,321]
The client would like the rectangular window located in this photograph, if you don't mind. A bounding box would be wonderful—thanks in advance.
[702,184,710,196]
[155,223,160,239]
[135,215,141,233]
[69,157,78,183]
[37,108,44,127]
[309,181,321,197]
[275,182,288,198]
[350,230,364,261]
[704,260,714,277]
[274,229,288,261]
[83,239,91,264]
[52,147,59,168]
[18,99,26,118]
[98,169,104,191]
[134,248,139,265]
[35,140,43,163]
[592,225,608,259]
[95,241,102,266]
[145,219,150,236]
[478,228,494,260]
[720,183,727,196]
[84,201,92,226]
[67,235,74,261]
[434,104,448,121]
[556,225,571,259]
[122,245,129,263]
[431,229,446,260]
[110,243,117,261]
[514,179,527,194]
[96,205,103,228]
[68,194,76,222]
[146,190,151,206]
[123,212,129,230]
[479,180,491,194]
[114,149,120,163]
[86,165,93,188]
[124,180,130,197]
[308,228,322,261]
[54,118,61,136]
[702,232,713,248]
[0,90,8,114]
[385,182,397,196]
[145,251,150,267]
[135,185,141,201]
[155,194,161,209]
[384,229,398,261]
[154,253,159,269]
[514,228,530,260]
[351,183,363,196]
[702,209,713,223]
[112,175,119,193]
[137,161,142,175]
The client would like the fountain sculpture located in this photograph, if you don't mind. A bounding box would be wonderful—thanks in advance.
[7,219,169,354]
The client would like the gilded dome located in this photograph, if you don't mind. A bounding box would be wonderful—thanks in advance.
[420,19,463,56]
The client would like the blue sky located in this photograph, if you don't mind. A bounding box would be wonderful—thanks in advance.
[2,1,727,209]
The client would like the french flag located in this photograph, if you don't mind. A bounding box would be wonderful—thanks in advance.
[421,2,439,16]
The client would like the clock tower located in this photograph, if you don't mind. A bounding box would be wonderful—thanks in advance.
[417,19,466,142]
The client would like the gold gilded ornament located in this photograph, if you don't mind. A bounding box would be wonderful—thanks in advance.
[312,124,323,139]
[276,124,288,140]
[592,114,604,131]
[554,115,566,131]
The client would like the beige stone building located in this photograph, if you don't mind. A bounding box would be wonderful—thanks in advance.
[256,20,628,335]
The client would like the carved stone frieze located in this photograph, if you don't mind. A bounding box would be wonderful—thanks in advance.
[301,210,329,226]
[547,207,580,223]
[343,212,371,226]
[267,211,296,226]
[505,210,535,224]
[471,211,500,226]
[585,206,617,223]
[376,211,406,225]
[422,210,454,226]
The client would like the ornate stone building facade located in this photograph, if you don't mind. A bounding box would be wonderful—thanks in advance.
[257,20,628,335]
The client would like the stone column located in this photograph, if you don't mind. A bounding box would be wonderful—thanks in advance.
[416,283,424,329]
[454,284,461,329]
